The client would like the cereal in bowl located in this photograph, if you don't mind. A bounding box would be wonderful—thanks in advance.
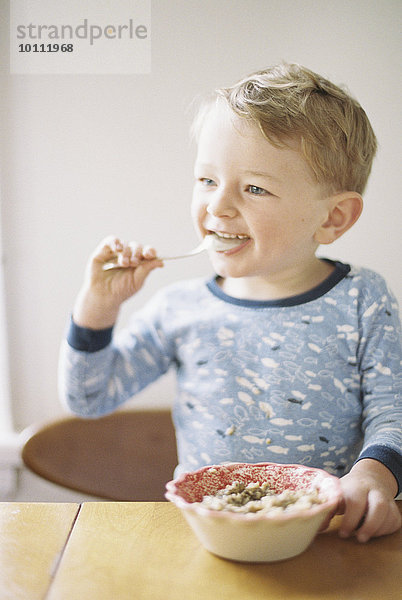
[199,480,325,514]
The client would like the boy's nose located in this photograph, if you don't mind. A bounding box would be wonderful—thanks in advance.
[206,191,237,218]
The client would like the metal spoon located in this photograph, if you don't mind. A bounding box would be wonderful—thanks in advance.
[102,234,244,270]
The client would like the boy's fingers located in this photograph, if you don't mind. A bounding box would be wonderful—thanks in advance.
[89,237,162,277]
[128,241,143,256]
[127,243,159,265]
[116,242,139,267]
[338,495,367,538]
[354,490,385,542]
[355,493,401,542]
[93,237,123,263]
[379,502,402,536]
[98,240,142,268]
[335,497,346,515]
[318,509,335,532]
[142,245,158,259]
[131,257,164,290]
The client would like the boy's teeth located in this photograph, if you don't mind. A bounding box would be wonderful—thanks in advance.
[215,232,248,239]
[206,232,249,251]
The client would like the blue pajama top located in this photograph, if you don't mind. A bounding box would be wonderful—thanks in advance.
[59,260,402,491]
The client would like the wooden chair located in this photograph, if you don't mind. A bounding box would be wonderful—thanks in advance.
[21,410,178,501]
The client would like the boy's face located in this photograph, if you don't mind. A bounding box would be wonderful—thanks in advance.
[191,102,331,292]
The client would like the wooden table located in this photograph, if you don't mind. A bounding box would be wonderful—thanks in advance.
[0,502,401,600]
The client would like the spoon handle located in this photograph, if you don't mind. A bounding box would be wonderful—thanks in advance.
[160,241,207,260]
[102,240,207,270]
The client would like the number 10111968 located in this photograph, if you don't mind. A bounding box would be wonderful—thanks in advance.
[18,43,74,52]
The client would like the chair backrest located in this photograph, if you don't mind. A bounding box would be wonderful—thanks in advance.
[21,410,178,501]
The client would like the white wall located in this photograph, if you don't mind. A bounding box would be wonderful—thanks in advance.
[1,0,401,433]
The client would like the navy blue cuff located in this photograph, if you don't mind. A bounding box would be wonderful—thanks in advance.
[67,316,113,352]
[355,445,402,496]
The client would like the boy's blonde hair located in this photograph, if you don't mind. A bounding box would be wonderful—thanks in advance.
[193,63,377,194]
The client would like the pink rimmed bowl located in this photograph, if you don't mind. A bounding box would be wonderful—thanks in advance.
[165,462,342,562]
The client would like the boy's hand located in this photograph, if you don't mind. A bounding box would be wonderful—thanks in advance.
[73,236,163,329]
[337,458,401,543]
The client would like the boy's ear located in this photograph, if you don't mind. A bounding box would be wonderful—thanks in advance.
[314,192,363,245]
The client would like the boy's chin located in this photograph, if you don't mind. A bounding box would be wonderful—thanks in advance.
[211,263,249,280]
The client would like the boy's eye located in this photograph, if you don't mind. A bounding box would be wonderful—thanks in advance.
[200,178,216,186]
[248,185,267,195]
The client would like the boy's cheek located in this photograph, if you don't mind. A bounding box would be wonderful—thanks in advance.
[190,197,207,235]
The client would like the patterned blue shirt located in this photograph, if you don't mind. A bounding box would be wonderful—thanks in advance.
[60,261,402,490]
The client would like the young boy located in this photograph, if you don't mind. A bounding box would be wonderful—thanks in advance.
[60,63,401,542]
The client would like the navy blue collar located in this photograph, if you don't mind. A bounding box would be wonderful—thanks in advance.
[206,259,351,308]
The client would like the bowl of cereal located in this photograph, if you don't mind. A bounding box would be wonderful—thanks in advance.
[165,462,342,562]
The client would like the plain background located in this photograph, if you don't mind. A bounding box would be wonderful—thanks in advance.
[1,0,401,436]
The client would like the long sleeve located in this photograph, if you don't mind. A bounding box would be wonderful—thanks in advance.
[59,291,176,417]
[355,275,402,488]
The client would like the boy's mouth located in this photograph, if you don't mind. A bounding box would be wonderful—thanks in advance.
[206,231,251,252]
